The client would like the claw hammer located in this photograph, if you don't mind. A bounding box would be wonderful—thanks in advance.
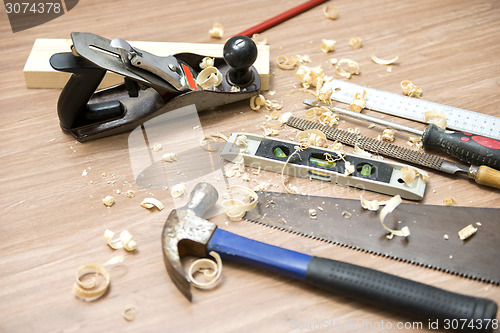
[162,183,498,332]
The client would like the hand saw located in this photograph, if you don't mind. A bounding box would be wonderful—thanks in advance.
[244,191,500,285]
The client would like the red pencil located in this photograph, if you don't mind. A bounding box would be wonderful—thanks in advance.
[234,0,328,37]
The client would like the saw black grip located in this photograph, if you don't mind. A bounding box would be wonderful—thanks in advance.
[306,257,498,333]
[422,124,500,170]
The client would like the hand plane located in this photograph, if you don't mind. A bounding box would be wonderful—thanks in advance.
[49,32,260,142]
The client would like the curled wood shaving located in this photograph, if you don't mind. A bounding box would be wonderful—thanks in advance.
[73,264,110,301]
[317,86,333,103]
[323,5,339,19]
[171,183,186,198]
[208,23,224,39]
[344,161,355,176]
[277,55,299,70]
[424,110,447,129]
[442,197,458,206]
[222,185,258,221]
[342,211,352,218]
[199,57,215,69]
[400,166,429,184]
[321,39,337,53]
[200,133,228,151]
[152,143,162,152]
[349,36,362,49]
[349,90,367,112]
[188,251,223,290]
[196,66,222,89]
[381,129,395,142]
[335,59,360,79]
[379,195,410,239]
[250,94,266,110]
[401,80,422,98]
[126,190,135,198]
[104,229,137,251]
[296,65,325,88]
[162,153,178,162]
[123,305,136,321]
[407,136,423,149]
[140,197,164,210]
[369,48,399,65]
[318,111,339,127]
[297,129,327,147]
[360,195,380,211]
[458,224,477,240]
[102,195,115,207]
[326,140,343,151]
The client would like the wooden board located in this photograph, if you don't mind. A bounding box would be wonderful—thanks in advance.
[23,38,270,90]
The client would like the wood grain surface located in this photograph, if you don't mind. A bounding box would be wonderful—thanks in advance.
[1,1,499,332]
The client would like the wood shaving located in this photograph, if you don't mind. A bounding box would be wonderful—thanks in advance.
[323,5,339,19]
[200,133,228,151]
[318,111,339,127]
[261,126,279,136]
[321,39,336,53]
[251,33,268,45]
[123,305,136,321]
[104,229,137,251]
[349,90,367,112]
[296,65,325,88]
[423,110,447,129]
[199,57,215,69]
[102,195,115,207]
[354,144,372,158]
[281,145,306,194]
[188,251,223,290]
[360,195,380,211]
[458,224,477,240]
[222,185,258,221]
[407,136,423,149]
[250,94,266,110]
[171,183,186,198]
[344,161,355,175]
[152,143,162,152]
[161,153,178,162]
[442,197,458,206]
[369,48,399,65]
[126,190,135,198]
[327,140,343,151]
[335,59,360,79]
[72,264,110,301]
[381,129,395,142]
[342,211,352,218]
[401,80,422,98]
[140,197,165,210]
[277,55,298,70]
[230,86,241,92]
[400,166,429,184]
[379,195,410,239]
[349,36,362,49]
[317,86,333,103]
[309,209,317,219]
[296,129,327,147]
[196,66,222,89]
[208,23,224,39]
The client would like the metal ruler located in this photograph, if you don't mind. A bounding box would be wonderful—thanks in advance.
[323,79,500,140]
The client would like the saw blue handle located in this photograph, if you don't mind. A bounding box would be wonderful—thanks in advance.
[207,228,498,332]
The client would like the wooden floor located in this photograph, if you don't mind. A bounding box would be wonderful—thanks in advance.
[1,0,499,332]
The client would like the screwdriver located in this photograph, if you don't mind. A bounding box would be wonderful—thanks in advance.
[303,99,500,171]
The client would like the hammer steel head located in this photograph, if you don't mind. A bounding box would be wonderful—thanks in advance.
[161,182,219,301]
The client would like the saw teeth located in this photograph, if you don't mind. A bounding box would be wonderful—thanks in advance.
[242,216,500,286]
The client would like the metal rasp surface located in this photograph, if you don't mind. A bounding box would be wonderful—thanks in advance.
[244,191,500,285]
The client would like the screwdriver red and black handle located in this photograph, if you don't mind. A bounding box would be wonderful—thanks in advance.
[420,124,499,169]
[179,183,499,333]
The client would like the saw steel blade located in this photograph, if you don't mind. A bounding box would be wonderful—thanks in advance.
[244,191,500,285]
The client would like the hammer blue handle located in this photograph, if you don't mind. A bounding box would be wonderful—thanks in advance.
[207,228,498,332]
